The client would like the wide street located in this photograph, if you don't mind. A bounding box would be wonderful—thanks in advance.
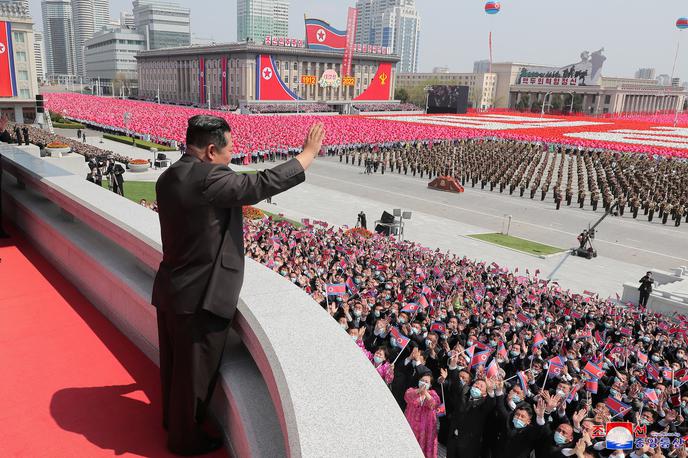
[253,157,687,270]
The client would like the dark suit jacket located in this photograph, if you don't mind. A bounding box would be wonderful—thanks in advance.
[152,155,305,319]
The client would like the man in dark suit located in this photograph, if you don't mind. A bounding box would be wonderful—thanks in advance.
[638,271,654,307]
[152,115,324,455]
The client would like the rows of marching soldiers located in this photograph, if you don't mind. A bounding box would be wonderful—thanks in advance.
[327,139,688,227]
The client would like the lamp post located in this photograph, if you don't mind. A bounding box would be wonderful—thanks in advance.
[424,86,432,114]
[540,91,553,117]
[123,111,131,138]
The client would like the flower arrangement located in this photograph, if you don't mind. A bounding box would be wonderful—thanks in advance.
[345,227,373,239]
[242,206,265,220]
[46,142,69,148]
[129,159,149,165]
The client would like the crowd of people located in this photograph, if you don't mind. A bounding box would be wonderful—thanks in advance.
[333,139,688,226]
[44,93,688,160]
[353,103,423,112]
[3,121,131,164]
[244,103,334,114]
[237,214,688,457]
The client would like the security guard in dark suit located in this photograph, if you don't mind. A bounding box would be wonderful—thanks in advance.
[152,115,325,455]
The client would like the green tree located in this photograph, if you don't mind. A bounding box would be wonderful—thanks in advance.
[395,88,409,103]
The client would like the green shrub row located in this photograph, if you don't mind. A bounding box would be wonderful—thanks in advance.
[53,121,85,129]
[102,133,176,152]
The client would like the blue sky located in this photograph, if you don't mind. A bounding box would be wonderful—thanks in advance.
[28,0,688,80]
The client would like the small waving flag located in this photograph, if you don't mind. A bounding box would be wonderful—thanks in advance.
[532,331,546,349]
[401,303,420,314]
[325,283,346,296]
[418,294,430,310]
[604,397,631,417]
[345,277,358,295]
[643,388,659,405]
[497,341,508,359]
[486,359,499,378]
[517,312,532,325]
[471,350,491,368]
[549,355,566,368]
[647,362,661,381]
[430,322,446,334]
[390,327,410,349]
[585,378,599,394]
[637,351,648,365]
[583,361,605,379]
[517,371,529,392]
[435,403,446,417]
[422,285,432,296]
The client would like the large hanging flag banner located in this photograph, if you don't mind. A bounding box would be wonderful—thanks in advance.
[199,57,206,105]
[305,17,347,51]
[0,21,17,97]
[353,62,393,101]
[221,56,228,106]
[342,7,358,77]
[255,55,301,101]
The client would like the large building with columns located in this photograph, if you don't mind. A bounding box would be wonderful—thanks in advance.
[491,55,687,115]
[135,40,398,109]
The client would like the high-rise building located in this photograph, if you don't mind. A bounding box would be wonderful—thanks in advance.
[635,68,656,80]
[71,0,110,76]
[355,0,421,73]
[657,74,672,86]
[672,77,681,87]
[84,27,144,95]
[34,30,45,81]
[133,0,190,50]
[236,0,289,43]
[473,59,491,74]
[42,0,77,76]
[120,11,134,29]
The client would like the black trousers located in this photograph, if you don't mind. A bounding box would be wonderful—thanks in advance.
[157,309,230,453]
[639,290,650,307]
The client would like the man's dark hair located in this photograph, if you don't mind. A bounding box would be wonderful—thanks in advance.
[186,115,231,150]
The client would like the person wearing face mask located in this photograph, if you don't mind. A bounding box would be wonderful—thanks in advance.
[536,422,575,458]
[404,372,441,458]
[445,377,497,458]
[358,344,395,385]
[493,392,548,458]
[391,344,418,412]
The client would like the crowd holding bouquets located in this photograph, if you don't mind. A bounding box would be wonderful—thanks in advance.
[44,93,688,162]
[239,215,688,458]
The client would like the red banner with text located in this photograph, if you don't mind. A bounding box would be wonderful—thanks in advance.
[342,8,358,77]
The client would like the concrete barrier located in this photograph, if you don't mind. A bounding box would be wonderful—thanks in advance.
[0,144,423,458]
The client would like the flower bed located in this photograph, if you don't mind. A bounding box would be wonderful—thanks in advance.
[242,206,265,220]
[345,227,373,239]
[45,142,71,157]
[128,159,150,172]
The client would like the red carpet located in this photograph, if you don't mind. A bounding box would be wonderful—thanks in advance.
[0,227,228,458]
